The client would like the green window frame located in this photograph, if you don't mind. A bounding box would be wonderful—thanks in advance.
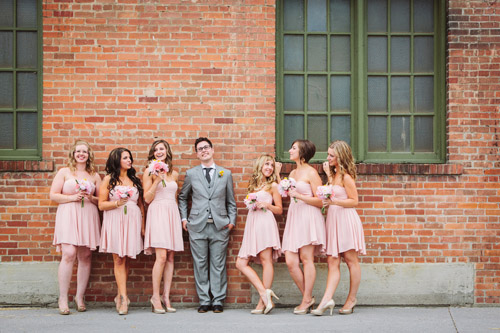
[0,0,43,160]
[276,0,446,163]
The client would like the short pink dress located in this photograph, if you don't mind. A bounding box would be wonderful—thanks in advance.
[100,185,143,258]
[53,179,101,252]
[281,181,326,255]
[325,185,366,257]
[238,190,282,263]
[144,181,184,254]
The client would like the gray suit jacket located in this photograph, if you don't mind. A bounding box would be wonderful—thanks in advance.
[178,165,237,233]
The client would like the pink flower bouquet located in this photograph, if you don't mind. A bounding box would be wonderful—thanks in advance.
[75,179,94,207]
[244,193,266,212]
[278,177,297,203]
[148,159,169,187]
[317,184,334,214]
[115,187,134,214]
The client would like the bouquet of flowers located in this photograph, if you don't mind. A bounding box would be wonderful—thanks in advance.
[316,184,334,214]
[148,159,169,187]
[244,193,266,212]
[75,179,94,207]
[278,177,297,203]
[115,187,134,214]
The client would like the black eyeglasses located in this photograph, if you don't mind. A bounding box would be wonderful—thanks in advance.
[196,145,212,152]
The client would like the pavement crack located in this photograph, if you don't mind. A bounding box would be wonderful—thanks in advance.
[448,307,459,333]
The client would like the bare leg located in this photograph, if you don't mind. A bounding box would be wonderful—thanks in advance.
[113,254,128,313]
[236,256,269,307]
[151,248,167,309]
[297,245,316,310]
[285,250,305,295]
[161,251,175,308]
[341,250,361,310]
[75,246,92,309]
[58,244,77,311]
[255,248,274,310]
[317,255,341,309]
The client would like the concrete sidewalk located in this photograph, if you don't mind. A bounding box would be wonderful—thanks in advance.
[0,306,499,333]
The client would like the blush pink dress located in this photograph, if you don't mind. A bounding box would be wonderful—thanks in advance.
[238,190,282,263]
[325,185,366,257]
[281,181,326,255]
[100,186,143,258]
[144,181,184,254]
[53,179,101,252]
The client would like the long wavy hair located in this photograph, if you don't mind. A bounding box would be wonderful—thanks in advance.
[328,140,357,184]
[247,154,279,193]
[105,147,143,197]
[67,140,96,175]
[145,139,173,175]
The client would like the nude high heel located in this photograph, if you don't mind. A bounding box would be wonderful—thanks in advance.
[151,298,166,314]
[264,289,279,314]
[293,297,315,315]
[338,298,357,315]
[311,299,335,316]
[161,296,176,313]
[118,296,129,315]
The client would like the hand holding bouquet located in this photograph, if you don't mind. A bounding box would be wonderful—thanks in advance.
[115,187,134,214]
[316,184,334,214]
[278,177,297,203]
[244,193,267,212]
[148,159,169,187]
[75,179,94,207]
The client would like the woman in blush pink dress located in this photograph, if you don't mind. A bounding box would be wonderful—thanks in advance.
[311,141,366,316]
[98,147,145,315]
[50,140,101,315]
[236,155,283,315]
[143,140,184,314]
[282,140,326,314]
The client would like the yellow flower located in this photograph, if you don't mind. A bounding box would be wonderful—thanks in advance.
[219,170,224,177]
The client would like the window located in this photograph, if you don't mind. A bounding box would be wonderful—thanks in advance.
[0,0,42,160]
[276,0,445,163]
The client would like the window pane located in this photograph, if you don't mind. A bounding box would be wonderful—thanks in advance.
[17,112,38,149]
[284,0,304,31]
[307,35,327,71]
[330,0,350,32]
[17,0,37,28]
[331,36,350,71]
[391,76,410,113]
[307,0,327,31]
[0,32,13,67]
[17,32,38,68]
[368,77,387,113]
[414,0,434,33]
[414,116,433,151]
[414,76,434,113]
[308,75,327,111]
[284,75,304,111]
[368,116,387,152]
[414,37,434,73]
[391,116,410,152]
[0,72,13,108]
[0,113,13,149]
[368,37,387,72]
[391,37,410,72]
[17,72,38,109]
[367,0,387,32]
[308,116,328,151]
[284,35,304,71]
[331,76,350,112]
[331,115,351,144]
[391,0,410,32]
[0,0,14,27]
[284,115,304,150]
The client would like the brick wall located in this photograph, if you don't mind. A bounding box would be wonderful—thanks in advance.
[0,0,499,305]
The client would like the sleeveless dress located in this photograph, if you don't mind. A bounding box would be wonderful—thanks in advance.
[100,185,143,258]
[238,190,282,264]
[281,181,326,255]
[325,185,366,257]
[144,181,184,254]
[53,179,101,252]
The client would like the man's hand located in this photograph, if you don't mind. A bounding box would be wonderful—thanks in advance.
[182,220,188,231]
[224,224,234,231]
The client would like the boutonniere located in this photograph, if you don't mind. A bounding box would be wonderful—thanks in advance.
[218,170,224,178]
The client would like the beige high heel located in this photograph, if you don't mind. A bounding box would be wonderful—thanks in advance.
[311,299,335,316]
[161,296,176,313]
[263,289,279,314]
[151,298,166,314]
[338,298,356,315]
[118,296,129,315]
[250,308,264,314]
[293,297,315,315]
[75,300,86,312]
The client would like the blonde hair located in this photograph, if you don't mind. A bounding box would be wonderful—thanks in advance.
[328,140,356,184]
[67,140,96,175]
[247,154,278,193]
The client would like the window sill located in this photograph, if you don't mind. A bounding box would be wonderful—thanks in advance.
[280,163,463,176]
[0,160,55,172]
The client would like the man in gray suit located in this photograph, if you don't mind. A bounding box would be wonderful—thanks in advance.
[178,137,237,313]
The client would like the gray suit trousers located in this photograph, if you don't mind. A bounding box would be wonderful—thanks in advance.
[189,223,230,306]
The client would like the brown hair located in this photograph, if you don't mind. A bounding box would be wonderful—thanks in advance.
[247,154,278,193]
[292,139,316,163]
[67,140,96,175]
[146,139,173,175]
[328,140,357,184]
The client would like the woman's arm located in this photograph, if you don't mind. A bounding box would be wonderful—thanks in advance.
[49,168,80,204]
[143,169,161,204]
[330,174,358,208]
[256,183,283,215]
[98,175,127,211]
[89,173,102,206]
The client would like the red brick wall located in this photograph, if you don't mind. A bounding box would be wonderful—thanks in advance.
[0,0,499,305]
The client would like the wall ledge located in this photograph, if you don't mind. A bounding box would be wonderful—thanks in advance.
[0,160,55,173]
